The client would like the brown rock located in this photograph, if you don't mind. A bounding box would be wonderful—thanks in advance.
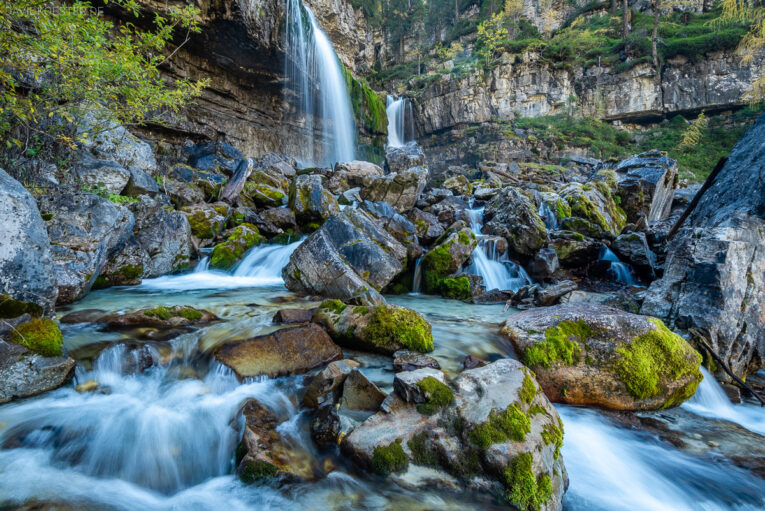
[273,308,314,324]
[340,370,387,411]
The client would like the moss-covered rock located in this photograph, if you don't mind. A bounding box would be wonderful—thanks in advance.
[312,301,433,354]
[483,186,548,256]
[209,223,264,270]
[421,228,477,297]
[10,318,63,357]
[371,439,409,475]
[180,202,229,245]
[559,182,626,237]
[0,294,43,319]
[502,303,702,410]
[415,376,455,415]
[99,305,217,333]
[502,452,554,511]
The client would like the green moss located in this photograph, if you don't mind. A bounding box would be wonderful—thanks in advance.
[566,194,611,234]
[502,453,553,511]
[362,306,434,353]
[92,274,110,290]
[41,212,54,221]
[528,404,547,417]
[371,439,409,475]
[421,244,453,294]
[268,229,297,245]
[302,222,322,233]
[614,318,702,402]
[0,294,43,319]
[521,320,588,369]
[441,276,471,300]
[240,459,278,483]
[416,376,455,415]
[353,305,369,315]
[554,199,571,220]
[210,224,264,270]
[144,306,173,320]
[519,372,537,405]
[319,299,347,315]
[178,307,203,321]
[407,432,439,467]
[118,264,142,280]
[469,402,531,449]
[10,318,63,357]
[144,306,203,322]
[541,421,564,460]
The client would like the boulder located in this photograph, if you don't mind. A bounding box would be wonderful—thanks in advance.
[183,140,244,175]
[255,207,296,236]
[559,182,626,238]
[611,232,657,279]
[124,165,159,197]
[273,308,314,324]
[215,324,343,379]
[528,248,560,282]
[393,350,441,372]
[161,176,206,207]
[95,237,150,288]
[420,228,477,294]
[289,174,339,224]
[335,160,385,186]
[442,175,473,196]
[614,151,677,224]
[406,208,444,245]
[258,152,297,178]
[37,190,134,304]
[166,163,227,201]
[283,208,407,301]
[360,201,418,246]
[417,188,453,207]
[424,195,469,226]
[71,154,130,195]
[385,142,426,173]
[99,306,218,330]
[78,111,157,173]
[302,359,361,408]
[312,300,434,355]
[129,196,192,277]
[483,187,548,257]
[393,368,447,404]
[0,340,75,404]
[501,303,703,410]
[0,168,57,315]
[360,167,429,212]
[548,232,601,267]
[245,168,290,208]
[180,202,229,247]
[340,370,387,411]
[641,114,765,379]
[209,223,264,270]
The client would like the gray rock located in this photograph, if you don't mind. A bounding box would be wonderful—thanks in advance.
[183,140,244,175]
[283,208,407,301]
[124,165,159,197]
[72,154,130,195]
[96,237,151,287]
[393,350,441,372]
[425,195,470,226]
[273,308,313,324]
[641,113,765,379]
[303,359,361,408]
[0,340,75,403]
[612,232,657,279]
[129,196,192,277]
[385,142,426,173]
[442,175,472,196]
[360,167,429,212]
[406,208,444,245]
[340,369,387,411]
[483,186,548,256]
[420,227,477,294]
[37,191,134,304]
[360,201,418,246]
[335,160,384,186]
[78,111,158,174]
[0,168,57,315]
[256,207,296,236]
[180,202,229,248]
[160,177,206,207]
[528,247,560,282]
[394,368,447,403]
[290,174,339,223]
[615,151,677,224]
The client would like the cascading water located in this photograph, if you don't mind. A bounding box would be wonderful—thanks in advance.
[464,207,531,292]
[410,255,423,294]
[538,201,559,230]
[386,95,414,148]
[284,0,356,166]
[598,245,637,286]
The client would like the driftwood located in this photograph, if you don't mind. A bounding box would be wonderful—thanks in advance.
[667,157,727,241]
[219,158,254,204]
[690,328,765,407]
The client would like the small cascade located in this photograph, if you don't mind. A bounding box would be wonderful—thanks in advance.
[682,367,765,435]
[465,206,531,292]
[410,256,423,294]
[598,245,637,286]
[538,201,559,230]
[284,0,355,166]
[386,95,414,148]
[194,256,210,273]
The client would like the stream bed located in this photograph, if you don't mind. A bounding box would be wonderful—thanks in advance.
[1,250,764,510]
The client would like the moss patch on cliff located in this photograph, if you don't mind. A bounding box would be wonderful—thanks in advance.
[469,402,531,449]
[416,376,455,415]
[11,318,63,357]
[502,453,553,511]
[521,320,587,369]
[363,306,434,353]
[371,439,409,475]
[240,459,278,483]
[343,66,388,135]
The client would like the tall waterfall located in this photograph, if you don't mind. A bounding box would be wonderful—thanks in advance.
[386,95,413,148]
[284,0,356,166]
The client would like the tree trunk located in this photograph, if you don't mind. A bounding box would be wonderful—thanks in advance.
[622,0,629,42]
[652,0,659,71]
[611,0,617,14]
[455,0,459,23]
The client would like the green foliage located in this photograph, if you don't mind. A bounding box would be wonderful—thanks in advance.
[10,318,63,357]
[615,318,702,402]
[371,439,409,475]
[240,459,278,483]
[469,402,531,449]
[363,305,434,353]
[476,13,509,67]
[416,376,455,415]
[82,185,138,205]
[0,0,206,157]
[343,66,387,135]
[521,320,588,369]
[502,453,553,511]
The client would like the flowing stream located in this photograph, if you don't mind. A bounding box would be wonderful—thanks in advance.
[1,242,764,510]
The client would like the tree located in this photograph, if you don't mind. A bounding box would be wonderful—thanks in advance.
[719,0,765,100]
[0,0,207,154]
[622,0,630,42]
[680,111,708,149]
[476,12,509,68]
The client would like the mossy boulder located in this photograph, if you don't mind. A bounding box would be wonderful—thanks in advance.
[180,202,229,246]
[559,182,626,238]
[483,186,548,257]
[501,303,702,410]
[94,237,149,289]
[0,339,75,404]
[312,300,434,355]
[289,174,339,224]
[359,166,429,212]
[442,175,473,196]
[243,169,289,208]
[99,305,218,331]
[420,228,477,296]
[9,318,64,357]
[209,223,264,270]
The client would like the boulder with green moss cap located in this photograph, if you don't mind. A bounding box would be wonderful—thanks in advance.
[442,175,473,196]
[420,227,477,296]
[0,339,75,404]
[242,168,290,208]
[209,223,264,270]
[501,303,702,410]
[360,166,429,212]
[180,202,229,248]
[94,237,150,289]
[289,174,338,224]
[312,301,434,354]
[558,182,626,238]
[99,305,218,330]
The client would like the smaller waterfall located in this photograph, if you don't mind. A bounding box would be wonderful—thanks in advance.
[465,207,531,292]
[410,256,423,294]
[386,96,414,148]
[598,246,637,286]
[538,201,559,230]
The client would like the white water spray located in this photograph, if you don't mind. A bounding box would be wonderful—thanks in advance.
[598,245,638,286]
[386,95,413,148]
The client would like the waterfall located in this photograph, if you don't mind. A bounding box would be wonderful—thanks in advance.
[410,256,423,294]
[538,201,559,230]
[598,245,637,286]
[284,0,356,166]
[386,96,413,148]
[465,207,531,292]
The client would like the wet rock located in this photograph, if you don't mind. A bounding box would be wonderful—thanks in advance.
[528,248,560,282]
[393,350,441,372]
[37,190,134,305]
[283,208,407,301]
[311,404,342,449]
[533,280,578,307]
[407,208,444,245]
[471,289,514,304]
[501,303,702,410]
[59,309,106,324]
[360,201,418,246]
[289,174,339,223]
[129,196,192,277]
[360,166,429,212]
[0,168,57,315]
[394,368,447,403]
[559,181,626,237]
[640,115,765,380]
[442,175,473,196]
[244,168,290,208]
[612,232,657,279]
[385,142,427,173]
[75,380,99,393]
[340,370,387,411]
[215,323,343,379]
[71,154,130,195]
[548,232,601,267]
[0,340,75,404]
[180,202,229,247]
[614,151,677,224]
[209,224,264,270]
[463,355,487,369]
[424,195,469,226]
[99,305,218,330]
[420,228,477,295]
[303,359,361,408]
[313,301,434,355]
[273,308,314,324]
[95,237,150,287]
[483,186,548,256]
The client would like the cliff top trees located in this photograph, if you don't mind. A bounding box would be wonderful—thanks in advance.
[719,0,765,100]
[0,0,206,157]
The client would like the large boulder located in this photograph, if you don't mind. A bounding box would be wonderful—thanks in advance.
[245,168,290,208]
[78,111,157,174]
[183,140,244,175]
[129,196,192,277]
[71,153,130,195]
[312,300,434,354]
[420,228,477,295]
[283,208,407,301]
[0,168,57,315]
[289,174,339,224]
[483,187,548,257]
[641,114,765,379]
[0,340,75,404]
[180,202,229,248]
[360,201,418,246]
[215,324,342,379]
[385,142,426,173]
[559,182,626,238]
[96,237,151,288]
[339,359,566,510]
[360,167,429,212]
[37,190,134,304]
[501,303,703,410]
[335,160,385,187]
[407,208,444,245]
[209,224,264,270]
[614,151,677,224]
